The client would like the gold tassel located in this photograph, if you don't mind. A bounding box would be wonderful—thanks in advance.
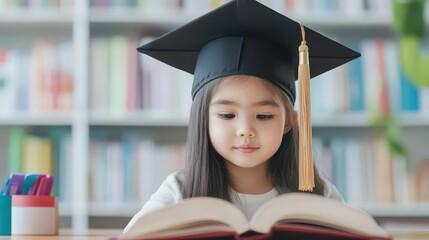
[297,22,314,192]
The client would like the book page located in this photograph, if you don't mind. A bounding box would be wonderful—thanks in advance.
[120,221,236,240]
[249,193,389,237]
[122,197,250,238]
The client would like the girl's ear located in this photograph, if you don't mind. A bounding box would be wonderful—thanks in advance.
[284,111,298,134]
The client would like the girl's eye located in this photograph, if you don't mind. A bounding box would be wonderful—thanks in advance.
[219,113,235,119]
[257,114,274,120]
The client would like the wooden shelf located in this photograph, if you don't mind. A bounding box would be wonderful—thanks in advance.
[89,112,188,127]
[89,8,197,32]
[89,8,393,30]
[88,202,142,217]
[0,9,73,21]
[312,113,429,128]
[60,202,140,217]
[353,203,429,217]
[0,113,73,126]
[0,9,73,30]
[0,7,396,32]
[0,8,395,38]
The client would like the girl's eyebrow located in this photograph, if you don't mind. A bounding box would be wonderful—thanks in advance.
[253,100,279,107]
[211,99,279,107]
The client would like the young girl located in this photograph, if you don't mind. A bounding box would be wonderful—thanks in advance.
[125,0,360,229]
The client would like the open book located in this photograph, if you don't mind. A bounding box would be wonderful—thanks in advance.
[117,193,392,240]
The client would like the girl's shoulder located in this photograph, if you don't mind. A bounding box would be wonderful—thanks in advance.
[321,177,344,202]
[124,170,186,229]
[144,170,186,205]
[164,169,186,189]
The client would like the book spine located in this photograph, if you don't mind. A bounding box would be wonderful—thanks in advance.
[22,135,54,175]
[86,134,186,203]
[8,128,26,173]
[108,36,128,115]
[400,69,420,112]
[347,43,364,112]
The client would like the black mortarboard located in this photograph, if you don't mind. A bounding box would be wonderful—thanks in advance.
[137,0,360,192]
[137,0,360,102]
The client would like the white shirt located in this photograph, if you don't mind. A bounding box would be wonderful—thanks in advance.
[232,188,279,220]
[124,170,344,232]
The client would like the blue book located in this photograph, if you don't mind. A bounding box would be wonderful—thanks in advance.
[400,69,420,111]
[331,138,348,202]
[348,46,365,112]
[122,134,137,201]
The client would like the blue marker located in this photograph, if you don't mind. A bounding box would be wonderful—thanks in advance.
[27,174,45,195]
[0,177,10,196]
[21,174,39,195]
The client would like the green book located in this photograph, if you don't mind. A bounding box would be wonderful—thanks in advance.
[8,127,25,173]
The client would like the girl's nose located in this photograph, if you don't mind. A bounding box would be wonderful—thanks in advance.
[237,123,256,137]
[239,131,255,137]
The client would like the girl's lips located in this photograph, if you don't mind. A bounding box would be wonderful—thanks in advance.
[234,146,259,153]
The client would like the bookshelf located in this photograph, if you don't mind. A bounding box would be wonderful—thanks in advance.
[0,114,72,126]
[1,0,429,232]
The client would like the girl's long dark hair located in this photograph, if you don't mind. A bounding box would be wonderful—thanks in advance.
[182,76,326,201]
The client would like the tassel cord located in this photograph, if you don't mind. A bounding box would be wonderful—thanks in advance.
[297,22,315,191]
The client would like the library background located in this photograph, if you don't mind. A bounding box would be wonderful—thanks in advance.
[1,0,429,233]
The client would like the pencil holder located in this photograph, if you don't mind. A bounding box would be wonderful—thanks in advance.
[0,195,11,235]
[11,195,58,235]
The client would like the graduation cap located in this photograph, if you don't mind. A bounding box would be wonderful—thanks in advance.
[138,0,360,191]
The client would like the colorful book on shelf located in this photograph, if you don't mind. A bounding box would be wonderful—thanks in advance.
[21,135,54,175]
[57,42,74,111]
[48,128,69,197]
[8,128,25,173]
[347,43,364,112]
[372,136,395,204]
[400,68,420,111]
[330,138,348,202]
[108,36,128,115]
[116,193,392,240]
[90,37,110,112]
[384,40,401,114]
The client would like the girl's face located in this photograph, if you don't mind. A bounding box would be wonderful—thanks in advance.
[208,76,291,171]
